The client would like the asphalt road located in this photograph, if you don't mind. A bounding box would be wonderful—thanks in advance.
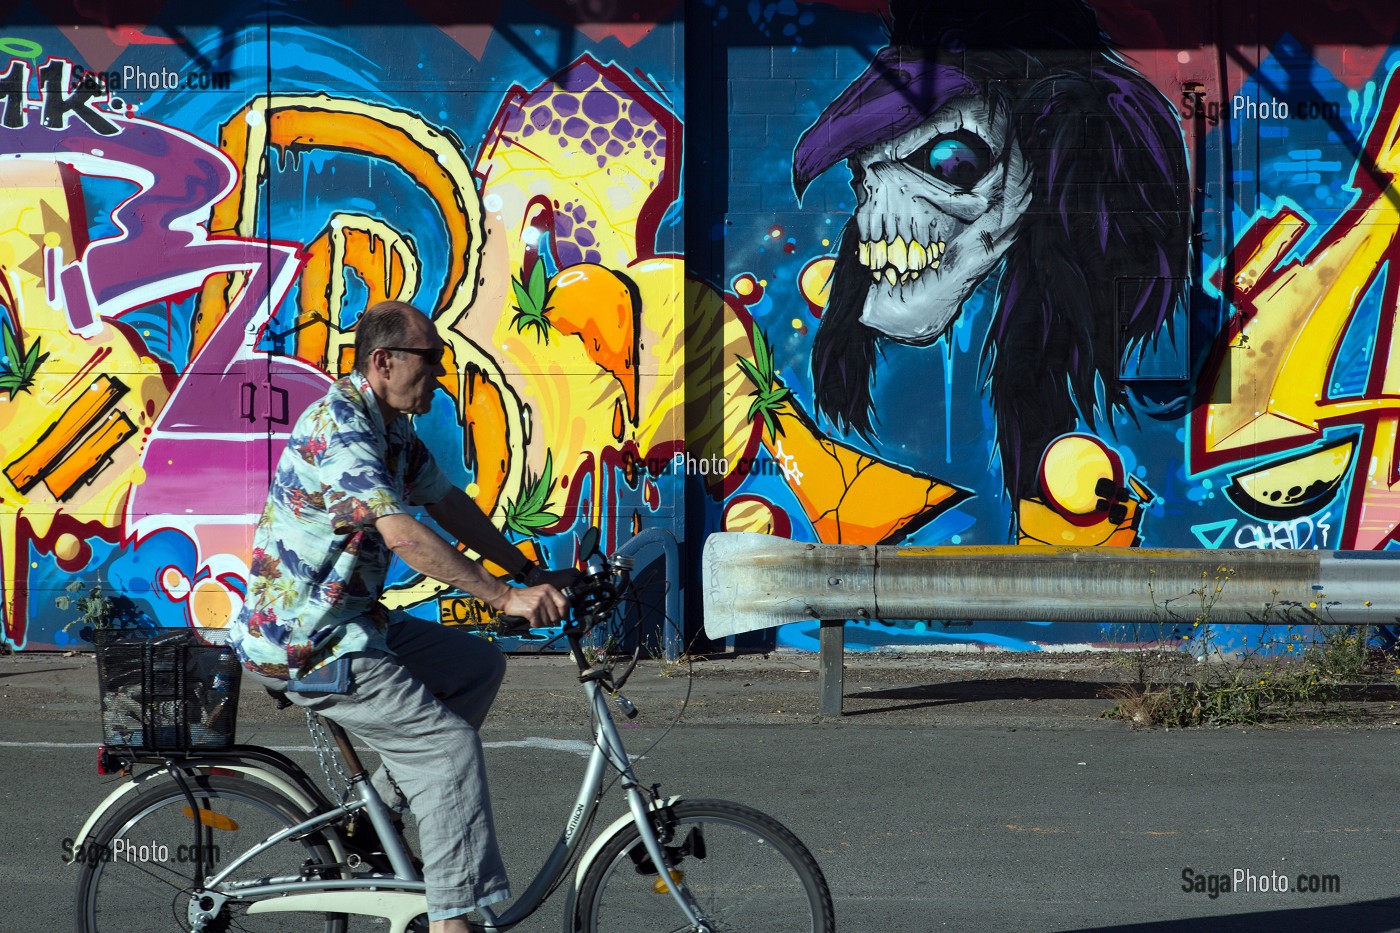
[5,652,1400,931]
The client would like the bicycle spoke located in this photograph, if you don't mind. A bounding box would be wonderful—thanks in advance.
[578,801,833,933]
[76,775,345,933]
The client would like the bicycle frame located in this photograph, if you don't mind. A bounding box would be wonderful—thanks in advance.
[149,648,704,933]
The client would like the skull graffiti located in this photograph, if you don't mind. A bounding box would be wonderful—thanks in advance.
[850,96,1031,344]
[795,0,1191,506]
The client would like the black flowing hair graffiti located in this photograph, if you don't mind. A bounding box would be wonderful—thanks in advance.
[802,0,1189,501]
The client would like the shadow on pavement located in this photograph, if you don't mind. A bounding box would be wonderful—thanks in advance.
[843,677,1114,715]
[0,665,83,680]
[1054,897,1400,932]
[843,677,1400,716]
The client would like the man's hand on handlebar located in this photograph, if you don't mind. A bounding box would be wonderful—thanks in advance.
[497,566,580,629]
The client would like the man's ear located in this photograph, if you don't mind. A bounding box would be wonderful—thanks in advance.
[368,346,390,375]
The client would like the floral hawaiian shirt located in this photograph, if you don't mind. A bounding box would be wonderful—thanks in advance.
[227,370,453,680]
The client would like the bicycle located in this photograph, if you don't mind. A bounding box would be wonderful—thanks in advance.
[69,530,837,932]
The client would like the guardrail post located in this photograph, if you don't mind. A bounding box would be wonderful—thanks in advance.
[819,619,845,717]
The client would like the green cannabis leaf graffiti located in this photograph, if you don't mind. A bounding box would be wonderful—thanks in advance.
[504,450,561,536]
[0,316,49,396]
[510,260,554,343]
[736,326,791,439]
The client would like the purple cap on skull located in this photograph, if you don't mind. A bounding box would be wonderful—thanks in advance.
[793,48,980,199]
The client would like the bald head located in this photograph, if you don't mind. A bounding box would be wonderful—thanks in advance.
[353,301,430,375]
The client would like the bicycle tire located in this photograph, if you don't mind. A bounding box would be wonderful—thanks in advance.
[576,798,835,933]
[74,772,347,933]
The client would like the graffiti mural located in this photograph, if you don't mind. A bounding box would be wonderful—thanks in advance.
[714,0,1202,651]
[6,0,1400,652]
[714,0,1400,649]
[1194,66,1400,552]
[0,3,690,650]
[794,0,1188,552]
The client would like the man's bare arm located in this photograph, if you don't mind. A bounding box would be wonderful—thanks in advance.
[424,486,534,578]
[376,512,566,626]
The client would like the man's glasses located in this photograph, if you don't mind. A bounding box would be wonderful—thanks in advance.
[382,345,445,365]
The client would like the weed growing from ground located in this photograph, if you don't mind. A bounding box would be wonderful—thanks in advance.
[1106,566,1396,727]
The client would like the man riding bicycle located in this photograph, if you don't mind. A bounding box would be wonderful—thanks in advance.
[228,300,573,933]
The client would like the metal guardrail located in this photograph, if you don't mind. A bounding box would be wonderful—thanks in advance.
[701,532,1400,715]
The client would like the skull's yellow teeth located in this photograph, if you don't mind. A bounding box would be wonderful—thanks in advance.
[871,239,888,269]
[860,236,942,273]
[908,241,928,271]
[887,236,908,272]
[870,268,926,285]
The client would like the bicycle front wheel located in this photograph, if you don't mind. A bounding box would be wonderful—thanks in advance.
[577,799,835,932]
[74,772,346,932]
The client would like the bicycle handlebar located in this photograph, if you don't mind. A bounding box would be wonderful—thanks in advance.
[495,551,630,640]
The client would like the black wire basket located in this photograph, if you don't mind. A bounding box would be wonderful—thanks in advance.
[94,628,241,752]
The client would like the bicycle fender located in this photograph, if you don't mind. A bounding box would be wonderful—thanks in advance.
[561,795,682,933]
[67,762,341,864]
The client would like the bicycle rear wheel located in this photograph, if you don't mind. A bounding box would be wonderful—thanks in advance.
[74,772,346,932]
[577,798,835,932]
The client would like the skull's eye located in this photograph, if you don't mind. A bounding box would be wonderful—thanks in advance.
[907,131,993,191]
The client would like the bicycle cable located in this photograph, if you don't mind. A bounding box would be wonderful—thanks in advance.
[518,585,692,921]
[473,560,696,923]
[511,572,694,773]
